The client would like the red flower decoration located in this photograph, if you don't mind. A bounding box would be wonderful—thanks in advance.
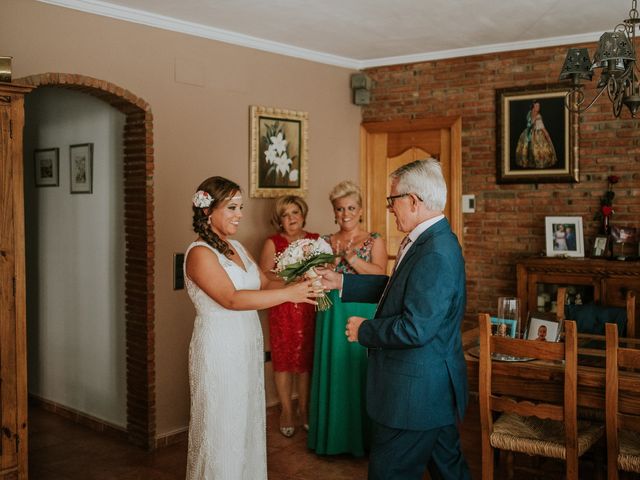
[594,175,618,221]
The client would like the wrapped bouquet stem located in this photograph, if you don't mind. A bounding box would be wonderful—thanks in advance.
[273,238,335,311]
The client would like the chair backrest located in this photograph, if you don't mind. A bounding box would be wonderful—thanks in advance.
[479,314,579,462]
[605,322,640,479]
[558,289,636,338]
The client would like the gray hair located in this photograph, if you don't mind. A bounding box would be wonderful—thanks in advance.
[390,158,447,212]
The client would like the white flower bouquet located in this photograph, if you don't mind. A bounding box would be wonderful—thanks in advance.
[274,238,335,311]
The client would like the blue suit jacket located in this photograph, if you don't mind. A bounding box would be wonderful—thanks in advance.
[343,218,468,431]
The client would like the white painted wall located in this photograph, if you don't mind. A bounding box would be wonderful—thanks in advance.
[23,87,127,427]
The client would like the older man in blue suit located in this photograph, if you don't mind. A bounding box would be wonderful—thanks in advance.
[319,159,469,480]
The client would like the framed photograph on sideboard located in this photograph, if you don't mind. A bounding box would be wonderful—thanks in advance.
[545,216,584,257]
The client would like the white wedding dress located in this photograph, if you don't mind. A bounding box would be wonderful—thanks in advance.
[184,240,267,480]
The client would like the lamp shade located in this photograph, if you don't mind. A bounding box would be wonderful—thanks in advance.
[592,31,634,70]
[559,48,593,82]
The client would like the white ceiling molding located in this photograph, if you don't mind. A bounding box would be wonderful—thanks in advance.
[359,32,603,69]
[38,0,358,69]
[38,0,603,70]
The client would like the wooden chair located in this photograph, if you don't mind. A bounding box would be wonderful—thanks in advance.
[605,322,640,479]
[558,289,636,338]
[479,314,604,479]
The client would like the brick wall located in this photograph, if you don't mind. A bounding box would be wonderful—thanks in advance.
[362,43,640,317]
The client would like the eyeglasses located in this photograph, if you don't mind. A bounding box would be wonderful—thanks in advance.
[385,193,423,209]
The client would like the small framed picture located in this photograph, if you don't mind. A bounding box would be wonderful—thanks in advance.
[610,226,638,260]
[490,317,518,338]
[591,235,609,258]
[525,313,563,342]
[545,216,584,257]
[34,148,59,187]
[611,226,638,244]
[69,143,93,194]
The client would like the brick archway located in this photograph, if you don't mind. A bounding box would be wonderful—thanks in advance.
[17,73,155,449]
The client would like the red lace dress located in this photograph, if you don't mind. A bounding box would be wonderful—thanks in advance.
[268,232,319,373]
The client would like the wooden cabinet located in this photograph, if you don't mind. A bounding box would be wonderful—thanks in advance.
[0,82,33,479]
[516,257,640,332]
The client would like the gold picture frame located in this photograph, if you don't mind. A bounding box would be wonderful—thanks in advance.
[496,84,579,184]
[249,105,308,198]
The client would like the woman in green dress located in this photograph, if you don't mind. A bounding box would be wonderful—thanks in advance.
[307,180,388,456]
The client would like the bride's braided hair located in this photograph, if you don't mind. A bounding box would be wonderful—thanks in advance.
[192,176,240,258]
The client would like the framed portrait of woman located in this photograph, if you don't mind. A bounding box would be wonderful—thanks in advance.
[496,84,579,184]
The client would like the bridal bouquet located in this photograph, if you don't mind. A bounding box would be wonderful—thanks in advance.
[274,238,335,311]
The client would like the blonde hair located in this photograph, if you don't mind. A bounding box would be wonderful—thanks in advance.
[270,195,308,231]
[329,180,362,206]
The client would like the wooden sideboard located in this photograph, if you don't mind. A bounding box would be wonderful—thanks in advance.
[516,257,640,325]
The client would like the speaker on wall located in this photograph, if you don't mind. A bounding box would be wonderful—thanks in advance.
[350,73,372,106]
[353,88,370,105]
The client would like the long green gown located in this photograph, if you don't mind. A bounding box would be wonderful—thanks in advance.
[307,233,380,457]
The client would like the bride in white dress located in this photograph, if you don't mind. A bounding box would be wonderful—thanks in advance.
[184,177,318,479]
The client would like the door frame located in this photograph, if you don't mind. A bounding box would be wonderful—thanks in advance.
[359,116,463,246]
[16,73,156,450]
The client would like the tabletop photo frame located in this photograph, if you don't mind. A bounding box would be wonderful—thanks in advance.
[34,148,59,187]
[545,216,584,257]
[490,316,518,338]
[249,105,308,198]
[69,143,93,194]
[496,84,579,184]
[525,312,563,342]
[591,235,609,258]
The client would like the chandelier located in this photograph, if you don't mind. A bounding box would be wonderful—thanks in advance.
[559,0,640,117]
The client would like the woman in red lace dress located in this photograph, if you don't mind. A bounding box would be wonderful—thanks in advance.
[259,195,318,437]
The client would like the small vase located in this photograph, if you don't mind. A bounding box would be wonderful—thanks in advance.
[601,215,611,235]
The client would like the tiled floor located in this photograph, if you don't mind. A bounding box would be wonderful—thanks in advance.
[29,405,370,480]
[29,400,604,479]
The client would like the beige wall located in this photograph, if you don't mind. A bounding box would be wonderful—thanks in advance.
[3,0,362,435]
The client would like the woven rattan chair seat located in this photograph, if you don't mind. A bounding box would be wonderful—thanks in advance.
[490,412,604,460]
[619,429,640,473]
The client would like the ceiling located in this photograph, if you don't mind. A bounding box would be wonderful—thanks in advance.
[40,0,632,69]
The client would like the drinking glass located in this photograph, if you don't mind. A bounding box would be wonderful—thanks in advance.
[495,297,521,360]
[497,296,520,338]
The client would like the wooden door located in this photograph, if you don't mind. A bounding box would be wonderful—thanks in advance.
[0,83,32,479]
[360,117,462,272]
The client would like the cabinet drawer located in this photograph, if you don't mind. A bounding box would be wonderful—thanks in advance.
[605,277,640,307]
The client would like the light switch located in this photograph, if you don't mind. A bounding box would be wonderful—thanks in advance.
[173,253,185,290]
[462,194,475,213]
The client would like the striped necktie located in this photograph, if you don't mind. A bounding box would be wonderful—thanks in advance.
[392,236,412,274]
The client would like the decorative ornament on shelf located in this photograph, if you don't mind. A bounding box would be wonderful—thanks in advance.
[594,175,619,235]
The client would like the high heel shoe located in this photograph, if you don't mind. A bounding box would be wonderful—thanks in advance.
[279,426,295,438]
[302,423,309,432]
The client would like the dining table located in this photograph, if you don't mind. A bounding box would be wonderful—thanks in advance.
[463,326,640,414]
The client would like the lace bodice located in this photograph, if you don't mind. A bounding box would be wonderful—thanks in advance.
[184,240,261,315]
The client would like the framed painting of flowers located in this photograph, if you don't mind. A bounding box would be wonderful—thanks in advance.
[249,105,308,198]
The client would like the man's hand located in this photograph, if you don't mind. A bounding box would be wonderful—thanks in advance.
[315,267,343,291]
[346,316,365,342]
